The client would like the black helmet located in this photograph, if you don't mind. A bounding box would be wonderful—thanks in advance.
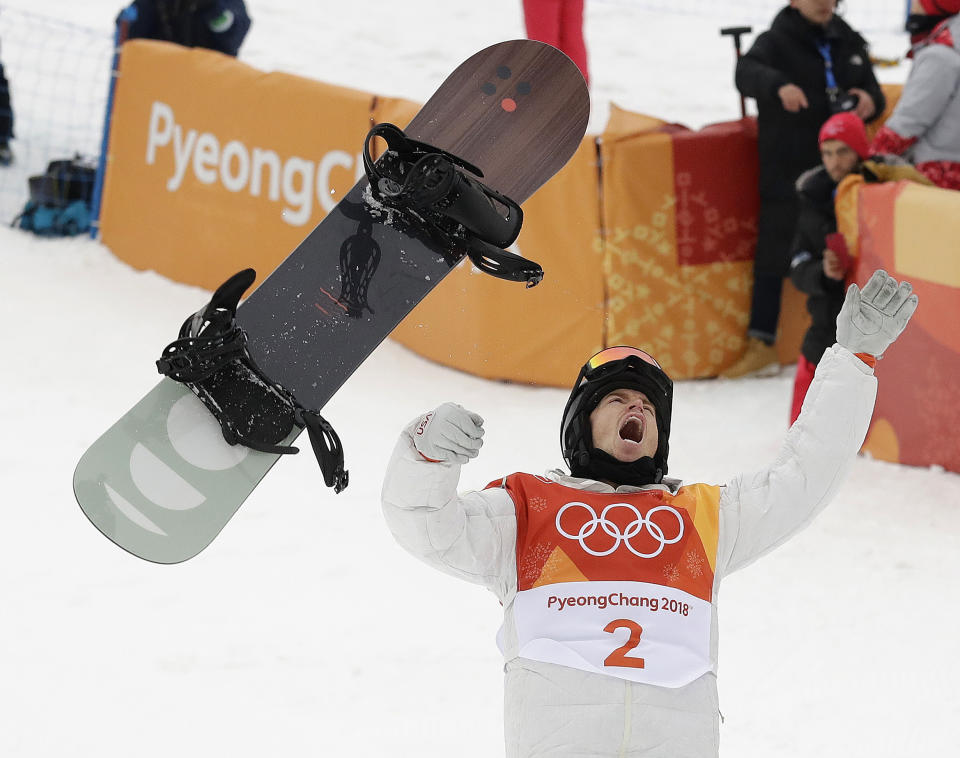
[560,346,673,486]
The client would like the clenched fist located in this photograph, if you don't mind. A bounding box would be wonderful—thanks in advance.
[412,403,485,464]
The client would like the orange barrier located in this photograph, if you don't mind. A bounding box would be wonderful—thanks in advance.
[102,44,959,474]
[98,42,843,388]
[837,178,960,473]
[100,41,373,290]
[395,106,809,383]
[600,109,784,378]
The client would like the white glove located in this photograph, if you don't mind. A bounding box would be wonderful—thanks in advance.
[411,403,484,464]
[836,269,918,357]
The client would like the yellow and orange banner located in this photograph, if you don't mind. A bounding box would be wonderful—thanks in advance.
[98,44,817,390]
[100,40,374,290]
[838,179,960,472]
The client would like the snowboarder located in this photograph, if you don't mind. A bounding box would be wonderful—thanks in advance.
[381,268,917,757]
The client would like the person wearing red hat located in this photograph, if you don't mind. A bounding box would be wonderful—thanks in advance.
[787,112,868,424]
[871,0,960,190]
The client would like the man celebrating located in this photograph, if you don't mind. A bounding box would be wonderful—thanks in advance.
[382,270,917,756]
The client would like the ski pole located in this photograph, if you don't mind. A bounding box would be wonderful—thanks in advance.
[720,26,752,119]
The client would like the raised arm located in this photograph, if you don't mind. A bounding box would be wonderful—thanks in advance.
[381,403,517,598]
[718,271,918,576]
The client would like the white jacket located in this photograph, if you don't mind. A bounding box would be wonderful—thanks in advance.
[381,345,877,757]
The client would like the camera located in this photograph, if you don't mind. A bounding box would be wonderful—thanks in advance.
[828,88,859,115]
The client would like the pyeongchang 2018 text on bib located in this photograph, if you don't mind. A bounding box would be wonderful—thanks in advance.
[512,580,712,687]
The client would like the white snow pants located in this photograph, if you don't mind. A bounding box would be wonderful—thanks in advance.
[503,659,720,758]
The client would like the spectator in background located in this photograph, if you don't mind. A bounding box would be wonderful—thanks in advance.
[120,0,251,57]
[788,113,867,423]
[789,113,931,424]
[0,39,13,166]
[870,0,960,191]
[522,0,589,84]
[723,0,885,378]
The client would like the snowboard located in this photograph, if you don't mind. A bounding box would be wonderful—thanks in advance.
[74,39,590,564]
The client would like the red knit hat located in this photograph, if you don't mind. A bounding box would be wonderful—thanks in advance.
[919,1,960,14]
[819,113,869,159]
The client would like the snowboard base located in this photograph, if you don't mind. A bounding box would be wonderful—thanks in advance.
[74,379,292,563]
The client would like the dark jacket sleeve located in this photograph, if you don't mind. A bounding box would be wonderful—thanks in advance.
[736,31,790,102]
[789,198,829,295]
[846,31,886,123]
[857,61,886,124]
[789,245,827,295]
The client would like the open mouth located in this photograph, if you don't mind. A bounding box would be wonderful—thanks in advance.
[619,416,645,445]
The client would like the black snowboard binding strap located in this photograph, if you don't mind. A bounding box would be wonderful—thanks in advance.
[362,123,543,287]
[156,269,349,493]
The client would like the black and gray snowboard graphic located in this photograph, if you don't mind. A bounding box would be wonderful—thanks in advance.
[74,39,590,563]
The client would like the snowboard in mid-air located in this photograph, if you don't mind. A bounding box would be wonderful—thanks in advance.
[74,39,590,564]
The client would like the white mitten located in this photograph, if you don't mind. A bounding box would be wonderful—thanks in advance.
[836,269,918,357]
[411,403,484,464]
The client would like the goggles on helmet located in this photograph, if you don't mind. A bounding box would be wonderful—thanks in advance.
[573,346,664,389]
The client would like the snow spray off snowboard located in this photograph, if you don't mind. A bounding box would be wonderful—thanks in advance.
[74,40,590,563]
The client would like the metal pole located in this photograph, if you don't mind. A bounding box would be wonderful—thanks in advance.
[90,6,136,239]
[720,26,752,119]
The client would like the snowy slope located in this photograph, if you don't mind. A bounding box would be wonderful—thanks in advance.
[1,2,958,757]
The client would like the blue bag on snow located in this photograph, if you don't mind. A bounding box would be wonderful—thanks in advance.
[14,155,97,236]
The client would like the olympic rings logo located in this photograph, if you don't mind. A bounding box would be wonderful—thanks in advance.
[555,501,685,558]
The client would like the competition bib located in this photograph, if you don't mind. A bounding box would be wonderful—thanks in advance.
[494,474,720,688]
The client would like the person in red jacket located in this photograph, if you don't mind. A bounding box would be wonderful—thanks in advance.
[522,0,589,84]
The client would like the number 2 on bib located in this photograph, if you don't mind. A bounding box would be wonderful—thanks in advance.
[603,619,645,669]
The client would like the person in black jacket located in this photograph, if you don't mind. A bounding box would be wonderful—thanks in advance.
[788,112,867,423]
[119,0,251,57]
[722,0,885,378]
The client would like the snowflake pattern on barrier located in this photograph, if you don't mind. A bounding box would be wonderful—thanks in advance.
[602,194,753,379]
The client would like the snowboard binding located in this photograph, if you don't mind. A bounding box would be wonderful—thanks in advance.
[362,123,543,287]
[156,269,349,493]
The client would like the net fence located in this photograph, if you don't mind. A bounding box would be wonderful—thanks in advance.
[0,7,113,224]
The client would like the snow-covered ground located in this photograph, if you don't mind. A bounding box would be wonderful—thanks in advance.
[2,2,958,757]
